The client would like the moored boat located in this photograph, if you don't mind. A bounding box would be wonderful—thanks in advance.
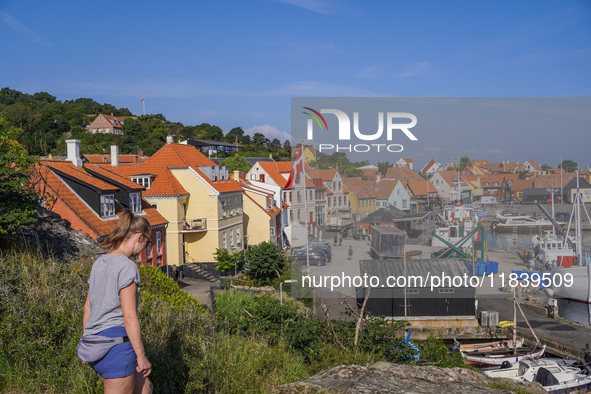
[484,358,591,393]
[492,212,561,233]
[432,200,479,248]
[461,345,546,367]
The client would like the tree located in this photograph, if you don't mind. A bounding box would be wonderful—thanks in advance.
[225,127,245,143]
[283,140,291,153]
[214,248,243,275]
[269,138,281,152]
[459,156,471,171]
[220,154,253,173]
[559,160,577,173]
[377,161,392,176]
[252,133,269,147]
[245,241,285,285]
[0,118,40,234]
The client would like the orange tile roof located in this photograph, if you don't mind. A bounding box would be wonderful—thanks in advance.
[85,164,145,190]
[509,179,534,191]
[384,167,423,183]
[47,162,118,191]
[275,161,292,173]
[112,143,242,196]
[243,192,281,217]
[372,180,398,200]
[258,161,290,188]
[478,173,519,185]
[83,154,149,164]
[38,162,167,239]
[533,173,576,188]
[407,180,436,196]
[343,177,374,199]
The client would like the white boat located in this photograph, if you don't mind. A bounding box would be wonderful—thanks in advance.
[484,358,591,393]
[540,177,591,304]
[492,212,561,233]
[461,345,546,367]
[432,200,479,249]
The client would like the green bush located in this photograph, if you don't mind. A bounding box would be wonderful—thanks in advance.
[245,241,285,285]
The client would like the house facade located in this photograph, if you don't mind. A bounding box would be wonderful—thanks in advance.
[113,138,245,266]
[87,114,125,135]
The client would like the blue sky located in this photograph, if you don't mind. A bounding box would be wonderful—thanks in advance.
[1,0,590,167]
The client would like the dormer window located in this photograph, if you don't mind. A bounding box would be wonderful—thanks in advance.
[100,194,115,218]
[131,176,151,189]
[129,192,142,213]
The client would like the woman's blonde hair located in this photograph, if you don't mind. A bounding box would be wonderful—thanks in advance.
[101,209,151,250]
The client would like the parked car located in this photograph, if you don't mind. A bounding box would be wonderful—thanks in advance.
[291,253,327,266]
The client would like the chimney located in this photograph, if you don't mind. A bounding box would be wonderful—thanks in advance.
[133,156,138,165]
[454,158,458,168]
[66,139,82,167]
[233,170,240,181]
[111,113,114,117]
[166,135,174,144]
[376,174,381,183]
[269,153,272,159]
[138,149,143,157]
[111,145,119,167]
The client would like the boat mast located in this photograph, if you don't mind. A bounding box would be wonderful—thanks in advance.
[576,169,583,266]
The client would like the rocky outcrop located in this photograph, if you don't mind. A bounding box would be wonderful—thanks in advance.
[0,208,104,261]
[275,362,546,393]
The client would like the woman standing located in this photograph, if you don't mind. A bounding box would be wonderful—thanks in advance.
[82,209,153,393]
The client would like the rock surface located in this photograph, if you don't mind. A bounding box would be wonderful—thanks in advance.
[0,208,104,261]
[274,362,547,393]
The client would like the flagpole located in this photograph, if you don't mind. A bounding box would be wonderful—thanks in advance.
[301,142,310,271]
[142,96,145,115]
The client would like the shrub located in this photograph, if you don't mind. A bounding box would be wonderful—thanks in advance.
[245,241,285,285]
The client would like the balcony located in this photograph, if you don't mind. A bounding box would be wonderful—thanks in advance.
[182,218,207,231]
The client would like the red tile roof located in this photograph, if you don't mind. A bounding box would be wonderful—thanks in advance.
[113,143,242,196]
[38,161,167,239]
[258,161,290,188]
[372,180,399,200]
[384,167,423,183]
[407,180,436,196]
[343,177,374,199]
[83,154,149,164]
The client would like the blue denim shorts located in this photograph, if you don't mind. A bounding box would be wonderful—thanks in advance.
[89,326,136,378]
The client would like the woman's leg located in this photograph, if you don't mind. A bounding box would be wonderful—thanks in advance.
[103,375,135,394]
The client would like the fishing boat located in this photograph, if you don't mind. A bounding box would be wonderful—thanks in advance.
[432,200,479,248]
[537,177,591,304]
[484,358,591,393]
[492,212,560,233]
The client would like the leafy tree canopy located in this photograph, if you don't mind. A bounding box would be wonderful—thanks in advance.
[220,154,253,173]
[245,241,285,285]
[0,118,40,234]
[559,159,578,173]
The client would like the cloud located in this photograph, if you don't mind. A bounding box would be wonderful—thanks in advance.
[485,148,506,155]
[244,125,291,141]
[0,10,51,47]
[270,0,335,14]
[394,62,430,79]
[356,63,392,78]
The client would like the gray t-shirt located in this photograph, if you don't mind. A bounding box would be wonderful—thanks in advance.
[84,254,141,335]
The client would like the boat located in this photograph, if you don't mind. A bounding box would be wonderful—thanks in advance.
[455,338,525,353]
[537,178,591,304]
[484,358,591,393]
[492,211,562,233]
[461,345,546,367]
[432,200,479,249]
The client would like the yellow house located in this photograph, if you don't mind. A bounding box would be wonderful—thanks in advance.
[343,177,376,219]
[115,141,244,266]
[462,176,483,198]
[292,145,316,164]
[240,181,285,246]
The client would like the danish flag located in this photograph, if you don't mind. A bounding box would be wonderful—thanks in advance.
[285,145,304,189]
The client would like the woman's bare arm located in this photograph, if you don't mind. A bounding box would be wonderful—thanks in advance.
[120,283,151,377]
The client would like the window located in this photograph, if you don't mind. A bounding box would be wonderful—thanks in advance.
[157,258,161,266]
[129,192,142,213]
[235,197,240,213]
[283,191,287,202]
[131,177,151,189]
[222,232,227,249]
[229,198,233,215]
[237,228,241,245]
[493,182,499,187]
[221,199,226,217]
[100,194,115,218]
[260,174,265,182]
[151,203,158,210]
[156,232,162,255]
[270,226,275,237]
[230,230,234,247]
[146,244,151,258]
[439,288,455,294]
[297,209,301,220]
